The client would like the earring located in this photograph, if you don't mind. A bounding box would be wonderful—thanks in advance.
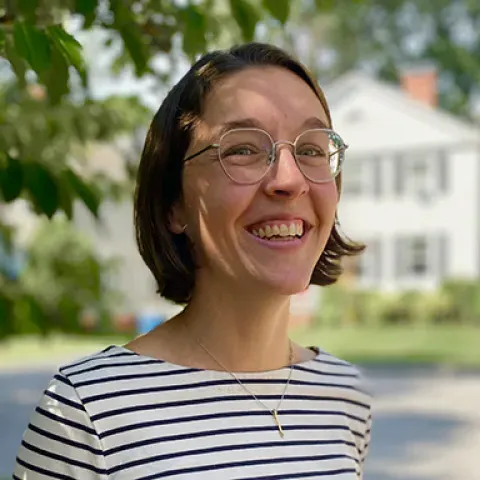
[181,224,188,233]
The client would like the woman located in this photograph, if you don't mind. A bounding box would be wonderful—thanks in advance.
[14,42,372,479]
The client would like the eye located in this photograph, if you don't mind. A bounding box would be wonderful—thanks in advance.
[297,145,326,157]
[224,145,257,156]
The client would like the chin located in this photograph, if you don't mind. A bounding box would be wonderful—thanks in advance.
[253,272,313,297]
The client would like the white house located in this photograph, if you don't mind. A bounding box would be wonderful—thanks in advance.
[328,67,480,291]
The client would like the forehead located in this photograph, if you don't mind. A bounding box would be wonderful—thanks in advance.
[199,66,330,137]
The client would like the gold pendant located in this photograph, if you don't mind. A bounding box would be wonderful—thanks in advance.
[272,410,284,438]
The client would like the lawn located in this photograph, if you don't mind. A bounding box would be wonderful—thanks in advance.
[291,324,480,367]
[1,324,480,370]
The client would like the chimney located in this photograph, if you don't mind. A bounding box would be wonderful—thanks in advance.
[400,64,438,107]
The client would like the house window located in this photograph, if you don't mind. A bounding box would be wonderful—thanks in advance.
[343,156,381,197]
[395,234,448,279]
[408,237,429,275]
[395,150,448,199]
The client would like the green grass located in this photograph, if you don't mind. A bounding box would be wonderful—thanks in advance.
[1,324,480,370]
[0,334,127,370]
[291,324,480,367]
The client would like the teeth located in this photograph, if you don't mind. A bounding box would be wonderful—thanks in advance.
[250,221,305,239]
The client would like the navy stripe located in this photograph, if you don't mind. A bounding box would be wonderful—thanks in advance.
[16,456,76,480]
[22,440,107,475]
[314,357,352,367]
[100,408,366,439]
[135,454,356,479]
[52,374,72,387]
[36,407,97,436]
[28,423,103,456]
[233,468,357,480]
[59,346,126,370]
[104,424,362,458]
[64,359,167,377]
[106,432,356,458]
[44,390,85,411]
[91,393,370,422]
[293,364,359,378]
[74,366,200,388]
[82,378,362,404]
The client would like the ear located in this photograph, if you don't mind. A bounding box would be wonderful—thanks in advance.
[168,202,187,234]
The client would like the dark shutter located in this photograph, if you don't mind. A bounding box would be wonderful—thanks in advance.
[437,150,448,194]
[394,153,405,196]
[436,233,448,278]
[394,236,405,278]
[372,155,382,198]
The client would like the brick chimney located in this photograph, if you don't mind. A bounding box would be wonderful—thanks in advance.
[400,64,438,107]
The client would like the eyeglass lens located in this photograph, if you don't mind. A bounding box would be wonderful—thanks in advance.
[218,129,345,184]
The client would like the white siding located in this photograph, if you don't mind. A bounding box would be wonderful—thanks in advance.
[331,77,480,291]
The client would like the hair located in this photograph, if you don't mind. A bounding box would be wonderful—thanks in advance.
[134,42,365,304]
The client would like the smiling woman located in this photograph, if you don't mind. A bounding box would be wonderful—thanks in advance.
[14,43,372,480]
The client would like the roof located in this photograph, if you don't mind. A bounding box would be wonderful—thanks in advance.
[324,70,479,141]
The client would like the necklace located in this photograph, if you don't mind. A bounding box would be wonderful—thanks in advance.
[194,337,294,438]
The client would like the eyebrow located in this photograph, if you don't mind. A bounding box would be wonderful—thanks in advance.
[217,116,329,137]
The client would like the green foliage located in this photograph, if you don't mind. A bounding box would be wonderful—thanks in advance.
[14,217,121,336]
[317,279,480,327]
[263,0,480,119]
[0,0,303,339]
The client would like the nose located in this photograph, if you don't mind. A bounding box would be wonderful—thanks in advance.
[263,143,309,199]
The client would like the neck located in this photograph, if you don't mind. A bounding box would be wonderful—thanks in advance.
[177,271,292,372]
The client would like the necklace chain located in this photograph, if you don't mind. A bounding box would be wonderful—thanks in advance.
[194,337,294,438]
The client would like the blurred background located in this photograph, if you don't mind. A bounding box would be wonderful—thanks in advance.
[1,1,480,479]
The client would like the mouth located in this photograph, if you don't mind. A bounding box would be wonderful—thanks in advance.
[245,219,311,242]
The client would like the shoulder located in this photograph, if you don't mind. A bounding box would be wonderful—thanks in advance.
[58,344,158,385]
[303,347,373,406]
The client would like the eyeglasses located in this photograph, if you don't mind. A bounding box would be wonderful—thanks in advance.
[184,127,348,185]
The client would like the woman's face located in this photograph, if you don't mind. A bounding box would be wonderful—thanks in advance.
[175,66,338,296]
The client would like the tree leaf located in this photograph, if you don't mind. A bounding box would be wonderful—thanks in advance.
[0,28,5,52]
[74,0,98,28]
[4,36,27,87]
[17,0,39,23]
[23,162,59,218]
[0,155,24,202]
[57,171,74,219]
[41,46,70,104]
[45,25,85,74]
[118,26,149,76]
[64,169,101,217]
[181,5,207,58]
[261,0,290,24]
[229,0,260,41]
[13,22,52,74]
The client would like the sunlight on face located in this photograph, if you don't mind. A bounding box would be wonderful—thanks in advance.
[180,66,338,296]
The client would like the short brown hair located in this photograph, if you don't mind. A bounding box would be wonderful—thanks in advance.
[134,42,364,304]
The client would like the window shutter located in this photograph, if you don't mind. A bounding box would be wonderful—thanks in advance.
[394,236,405,278]
[373,238,382,283]
[436,233,448,278]
[372,156,382,198]
[437,150,448,194]
[394,153,405,196]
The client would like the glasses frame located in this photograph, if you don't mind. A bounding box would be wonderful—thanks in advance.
[184,127,349,185]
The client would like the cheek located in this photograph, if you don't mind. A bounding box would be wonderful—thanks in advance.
[183,175,254,250]
[312,181,338,222]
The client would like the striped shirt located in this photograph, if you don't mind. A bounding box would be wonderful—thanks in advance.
[14,345,372,479]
